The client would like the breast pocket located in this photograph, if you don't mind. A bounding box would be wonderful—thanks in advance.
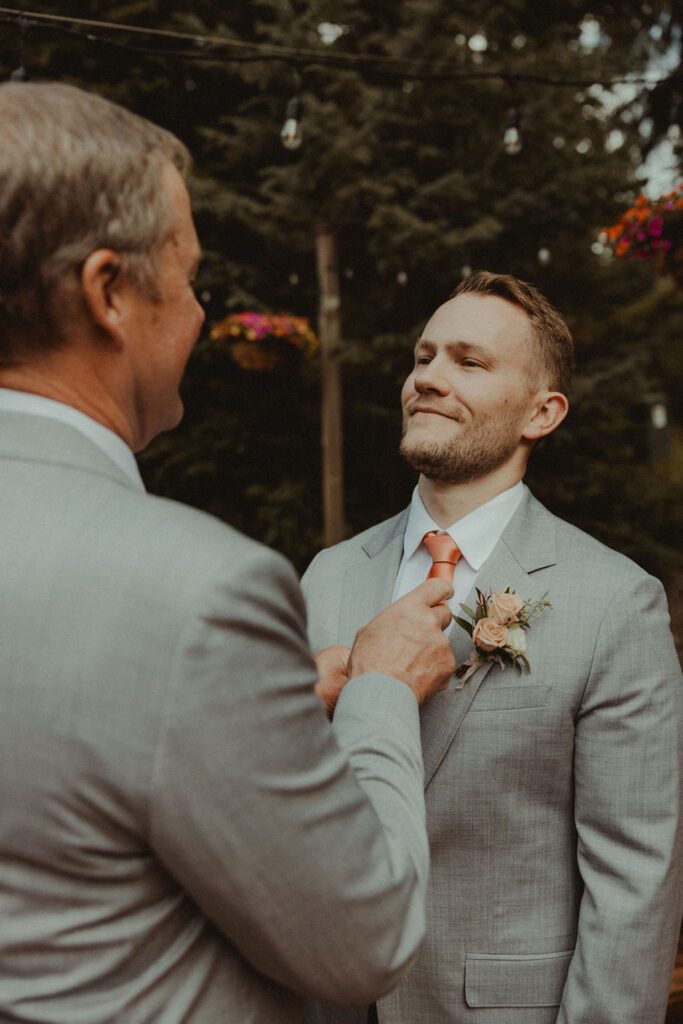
[469,684,550,712]
[465,950,573,1007]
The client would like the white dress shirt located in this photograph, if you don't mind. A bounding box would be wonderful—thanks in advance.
[393,482,525,626]
[0,388,145,491]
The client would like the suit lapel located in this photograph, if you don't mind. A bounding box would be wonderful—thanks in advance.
[420,490,558,787]
[338,511,408,643]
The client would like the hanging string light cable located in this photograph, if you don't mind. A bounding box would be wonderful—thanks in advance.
[0,6,674,89]
[9,10,26,80]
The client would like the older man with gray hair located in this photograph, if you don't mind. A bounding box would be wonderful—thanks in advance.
[0,81,457,1023]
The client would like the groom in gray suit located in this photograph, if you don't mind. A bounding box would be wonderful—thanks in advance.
[0,82,458,1023]
[303,271,683,1023]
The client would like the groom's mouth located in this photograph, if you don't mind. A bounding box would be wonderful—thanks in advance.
[409,404,459,420]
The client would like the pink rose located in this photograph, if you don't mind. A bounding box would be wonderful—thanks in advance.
[473,617,508,651]
[489,591,524,625]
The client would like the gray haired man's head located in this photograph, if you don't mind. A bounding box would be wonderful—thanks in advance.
[0,81,190,365]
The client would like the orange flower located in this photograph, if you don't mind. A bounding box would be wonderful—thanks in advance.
[473,618,508,652]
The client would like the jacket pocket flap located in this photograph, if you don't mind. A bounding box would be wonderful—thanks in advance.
[469,685,550,712]
[465,950,573,1007]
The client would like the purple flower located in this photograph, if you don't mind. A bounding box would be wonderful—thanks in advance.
[649,217,663,236]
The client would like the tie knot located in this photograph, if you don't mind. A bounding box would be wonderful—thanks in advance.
[423,531,461,582]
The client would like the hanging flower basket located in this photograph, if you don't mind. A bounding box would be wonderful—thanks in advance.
[209,312,319,371]
[602,184,683,285]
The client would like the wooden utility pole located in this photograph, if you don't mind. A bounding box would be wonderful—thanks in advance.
[315,223,344,547]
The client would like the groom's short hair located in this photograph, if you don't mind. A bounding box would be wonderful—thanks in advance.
[0,81,190,366]
[453,271,574,395]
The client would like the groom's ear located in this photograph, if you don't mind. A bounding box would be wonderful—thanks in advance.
[522,391,569,441]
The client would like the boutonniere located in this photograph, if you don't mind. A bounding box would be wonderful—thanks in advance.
[453,587,552,688]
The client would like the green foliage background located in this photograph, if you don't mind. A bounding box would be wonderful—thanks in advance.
[1,1,681,578]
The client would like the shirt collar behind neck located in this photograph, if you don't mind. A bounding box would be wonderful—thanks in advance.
[0,388,145,491]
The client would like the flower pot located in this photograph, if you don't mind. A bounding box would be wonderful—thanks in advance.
[228,338,299,371]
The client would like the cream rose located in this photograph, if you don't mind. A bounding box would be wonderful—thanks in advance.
[489,591,524,625]
[473,617,508,651]
[506,624,527,655]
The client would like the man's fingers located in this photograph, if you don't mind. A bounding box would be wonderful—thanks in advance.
[432,601,453,631]
[394,579,453,630]
[314,643,351,671]
[314,644,352,719]
[405,578,454,607]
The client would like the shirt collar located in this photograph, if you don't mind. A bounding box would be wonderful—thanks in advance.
[0,388,145,491]
[403,480,526,571]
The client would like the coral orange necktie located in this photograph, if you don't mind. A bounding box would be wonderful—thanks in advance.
[423,531,462,583]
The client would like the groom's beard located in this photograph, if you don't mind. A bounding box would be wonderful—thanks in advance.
[399,406,524,485]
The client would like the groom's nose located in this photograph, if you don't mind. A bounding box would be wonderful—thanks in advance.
[413,360,450,396]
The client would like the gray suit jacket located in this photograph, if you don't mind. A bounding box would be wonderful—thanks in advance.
[0,411,432,1023]
[302,488,683,1024]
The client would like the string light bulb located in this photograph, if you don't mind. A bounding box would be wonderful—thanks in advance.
[503,105,522,155]
[280,96,303,150]
[10,15,28,81]
[667,93,681,152]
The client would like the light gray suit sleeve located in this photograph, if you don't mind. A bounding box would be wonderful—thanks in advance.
[148,543,428,1007]
[558,572,683,1023]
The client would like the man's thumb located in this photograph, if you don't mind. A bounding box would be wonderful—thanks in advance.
[418,578,454,606]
